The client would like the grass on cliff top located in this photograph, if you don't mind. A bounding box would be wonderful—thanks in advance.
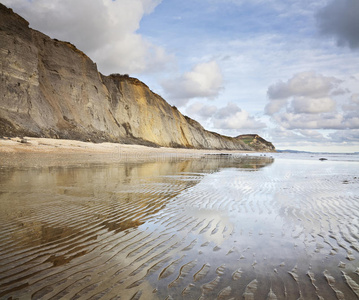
[238,137,254,145]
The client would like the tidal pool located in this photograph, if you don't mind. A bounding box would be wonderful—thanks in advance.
[0,153,358,299]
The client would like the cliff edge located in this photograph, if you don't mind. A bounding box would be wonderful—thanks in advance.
[0,4,275,152]
[236,134,275,152]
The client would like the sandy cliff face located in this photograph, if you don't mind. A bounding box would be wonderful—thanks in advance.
[0,4,274,151]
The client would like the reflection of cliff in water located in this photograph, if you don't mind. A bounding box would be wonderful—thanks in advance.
[202,154,274,170]
[1,153,358,300]
[0,154,274,249]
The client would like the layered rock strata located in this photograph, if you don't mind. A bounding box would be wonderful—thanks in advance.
[0,4,274,151]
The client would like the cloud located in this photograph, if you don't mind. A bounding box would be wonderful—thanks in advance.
[297,129,326,140]
[264,95,336,116]
[186,102,266,130]
[161,61,223,106]
[266,126,357,152]
[3,0,171,75]
[265,71,342,116]
[186,102,218,119]
[343,93,359,110]
[316,0,359,49]
[291,97,336,114]
[213,110,266,130]
[272,112,346,130]
[329,129,359,143]
[267,71,342,101]
[266,71,359,130]
[270,101,359,130]
[269,128,332,148]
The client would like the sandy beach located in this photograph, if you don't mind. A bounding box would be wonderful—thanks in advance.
[0,137,249,155]
[1,142,358,299]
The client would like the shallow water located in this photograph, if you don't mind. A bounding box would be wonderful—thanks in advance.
[0,153,358,299]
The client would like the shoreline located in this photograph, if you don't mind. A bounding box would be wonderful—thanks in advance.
[1,141,357,299]
[0,137,252,156]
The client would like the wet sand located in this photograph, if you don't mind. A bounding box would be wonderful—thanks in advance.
[0,152,358,299]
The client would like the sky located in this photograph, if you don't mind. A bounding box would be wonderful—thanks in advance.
[4,0,359,152]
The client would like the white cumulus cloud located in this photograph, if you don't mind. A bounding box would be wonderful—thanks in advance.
[3,0,171,75]
[267,71,342,102]
[291,97,336,114]
[161,61,223,106]
[264,71,359,131]
[213,109,266,130]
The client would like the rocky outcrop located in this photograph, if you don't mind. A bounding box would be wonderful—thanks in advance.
[0,4,275,151]
[236,134,275,152]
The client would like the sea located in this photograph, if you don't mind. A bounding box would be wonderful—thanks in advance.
[0,151,358,299]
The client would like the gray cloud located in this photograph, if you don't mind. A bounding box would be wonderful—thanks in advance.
[214,102,266,130]
[186,102,266,134]
[329,129,359,143]
[297,129,326,140]
[186,102,265,130]
[161,61,223,106]
[213,111,266,130]
[343,93,359,111]
[186,102,218,119]
[265,71,342,115]
[266,127,328,150]
[267,71,342,102]
[272,108,359,130]
[266,72,359,130]
[291,97,336,114]
[215,102,241,119]
[267,126,359,151]
[316,0,359,49]
[272,112,345,130]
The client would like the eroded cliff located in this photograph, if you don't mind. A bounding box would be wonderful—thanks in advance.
[236,134,275,152]
[0,4,274,151]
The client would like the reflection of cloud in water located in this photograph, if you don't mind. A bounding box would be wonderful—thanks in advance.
[0,154,358,299]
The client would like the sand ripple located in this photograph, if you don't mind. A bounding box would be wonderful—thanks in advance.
[0,154,359,299]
